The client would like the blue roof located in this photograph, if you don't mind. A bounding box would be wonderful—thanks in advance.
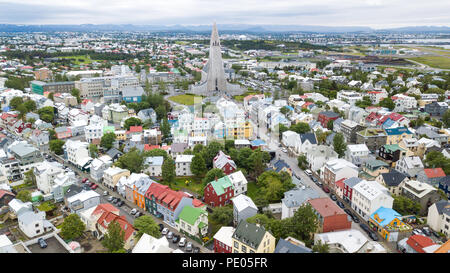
[273,159,290,173]
[370,207,402,227]
[275,238,312,253]
[284,105,294,111]
[2,106,11,112]
[382,119,395,129]
[251,139,266,146]
[384,127,412,136]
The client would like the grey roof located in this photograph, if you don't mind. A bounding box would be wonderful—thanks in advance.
[232,220,268,250]
[320,111,340,118]
[282,185,320,208]
[18,210,44,225]
[106,148,123,159]
[122,86,144,97]
[10,143,39,157]
[300,133,317,145]
[171,142,188,153]
[333,118,344,127]
[343,177,363,188]
[434,200,450,216]
[439,176,450,187]
[275,239,312,253]
[54,126,69,133]
[64,184,84,199]
[381,170,407,187]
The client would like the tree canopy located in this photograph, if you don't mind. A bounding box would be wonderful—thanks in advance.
[60,214,86,240]
[133,215,161,239]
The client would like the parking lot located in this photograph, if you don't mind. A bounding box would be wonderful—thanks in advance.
[27,237,69,253]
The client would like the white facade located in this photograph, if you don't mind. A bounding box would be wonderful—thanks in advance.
[63,140,90,168]
[227,170,248,196]
[427,201,450,238]
[175,155,194,176]
[34,161,65,194]
[351,180,393,221]
[393,94,417,112]
[337,90,363,106]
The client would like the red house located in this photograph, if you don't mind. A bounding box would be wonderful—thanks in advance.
[213,226,234,253]
[212,151,237,175]
[343,177,362,204]
[204,176,234,208]
[317,111,340,127]
[308,198,351,233]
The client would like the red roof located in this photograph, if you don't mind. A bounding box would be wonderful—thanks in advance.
[92,203,119,216]
[335,178,345,190]
[81,99,92,105]
[144,144,160,151]
[192,198,205,208]
[128,126,143,133]
[0,189,15,199]
[424,168,445,178]
[160,145,170,151]
[145,183,170,199]
[407,235,434,253]
[308,198,346,217]
[97,211,135,241]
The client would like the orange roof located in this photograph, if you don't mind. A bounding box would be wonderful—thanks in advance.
[128,126,143,133]
[424,168,446,178]
[92,203,119,216]
[407,235,434,253]
[335,178,345,190]
[434,240,450,253]
[144,144,160,151]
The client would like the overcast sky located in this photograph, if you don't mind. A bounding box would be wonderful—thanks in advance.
[0,0,449,29]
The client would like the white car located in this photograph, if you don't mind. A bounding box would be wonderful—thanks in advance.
[130,208,137,215]
[178,237,186,247]
[161,228,169,235]
[167,231,173,239]
[412,228,423,235]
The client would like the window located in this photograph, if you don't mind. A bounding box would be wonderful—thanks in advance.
[241,245,247,252]
[234,241,239,248]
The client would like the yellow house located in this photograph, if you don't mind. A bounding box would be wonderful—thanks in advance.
[384,127,413,145]
[231,221,275,253]
[103,166,130,191]
[362,159,389,178]
[227,121,252,139]
[369,207,410,242]
[115,130,127,141]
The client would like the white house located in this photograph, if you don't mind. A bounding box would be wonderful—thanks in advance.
[90,155,113,182]
[282,131,300,148]
[314,229,386,253]
[144,156,164,177]
[345,144,370,161]
[67,190,101,215]
[305,145,339,172]
[295,133,318,155]
[427,200,450,238]
[392,94,417,112]
[34,160,65,194]
[227,170,248,197]
[18,209,52,238]
[175,155,195,176]
[337,90,363,106]
[395,156,424,178]
[232,194,258,225]
[63,140,91,169]
[351,180,393,221]
[132,233,174,253]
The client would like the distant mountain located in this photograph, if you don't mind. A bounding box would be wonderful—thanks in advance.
[0,24,449,33]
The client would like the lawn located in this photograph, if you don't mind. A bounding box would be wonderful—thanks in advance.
[172,176,205,196]
[168,94,203,105]
[246,181,259,200]
[233,91,260,102]
[60,55,100,65]
[407,56,450,69]
[37,201,56,212]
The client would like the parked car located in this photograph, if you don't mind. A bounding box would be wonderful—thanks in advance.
[91,184,98,190]
[38,238,47,248]
[422,227,431,236]
[322,185,330,193]
[88,182,95,187]
[369,232,379,241]
[130,208,137,215]
[186,242,193,252]
[412,228,423,235]
[432,230,441,238]
[351,215,360,223]
[179,237,186,247]
[159,224,164,232]
[282,148,288,153]
[344,208,353,216]
[359,223,370,234]
[107,196,114,202]
[134,212,142,218]
[112,198,118,204]
[304,170,312,176]
[311,177,318,183]
[81,178,88,183]
[167,231,173,239]
[103,191,108,196]
[173,235,180,243]
[330,194,337,201]
[161,228,169,235]
[336,201,345,208]
[193,247,200,253]
[117,200,124,207]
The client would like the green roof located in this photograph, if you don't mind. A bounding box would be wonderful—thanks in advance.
[198,222,207,229]
[357,128,386,137]
[179,206,206,226]
[103,126,115,133]
[365,159,389,169]
[209,176,234,196]
[232,220,267,250]
[383,144,405,153]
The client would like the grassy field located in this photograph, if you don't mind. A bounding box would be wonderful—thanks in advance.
[60,55,100,65]
[172,176,205,195]
[168,94,203,105]
[246,182,259,200]
[407,56,450,69]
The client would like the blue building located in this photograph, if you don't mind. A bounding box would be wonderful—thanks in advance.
[122,86,144,103]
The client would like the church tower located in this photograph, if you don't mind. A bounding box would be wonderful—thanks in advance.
[205,22,227,92]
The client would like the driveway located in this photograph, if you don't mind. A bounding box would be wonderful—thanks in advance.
[28,236,69,253]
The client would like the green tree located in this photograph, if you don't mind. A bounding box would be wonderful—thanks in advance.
[210,206,234,226]
[9,96,23,109]
[162,156,176,184]
[248,150,267,179]
[297,155,308,170]
[71,88,81,103]
[190,153,207,177]
[115,148,144,173]
[160,117,171,141]
[203,168,225,186]
[37,106,55,123]
[23,169,36,186]
[47,92,54,101]
[16,190,31,202]
[100,132,116,150]
[290,122,310,134]
[89,144,99,158]
[123,117,142,131]
[23,100,37,112]
[424,151,450,175]
[379,97,395,111]
[312,240,330,253]
[225,140,235,152]
[49,139,65,155]
[333,133,347,158]
[193,144,205,154]
[327,119,334,130]
[393,195,422,216]
[203,142,224,169]
[144,148,168,160]
[133,215,161,239]
[102,221,125,253]
[60,214,86,240]
[443,109,450,128]
[289,204,319,245]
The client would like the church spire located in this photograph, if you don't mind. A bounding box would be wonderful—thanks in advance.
[210,22,220,47]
